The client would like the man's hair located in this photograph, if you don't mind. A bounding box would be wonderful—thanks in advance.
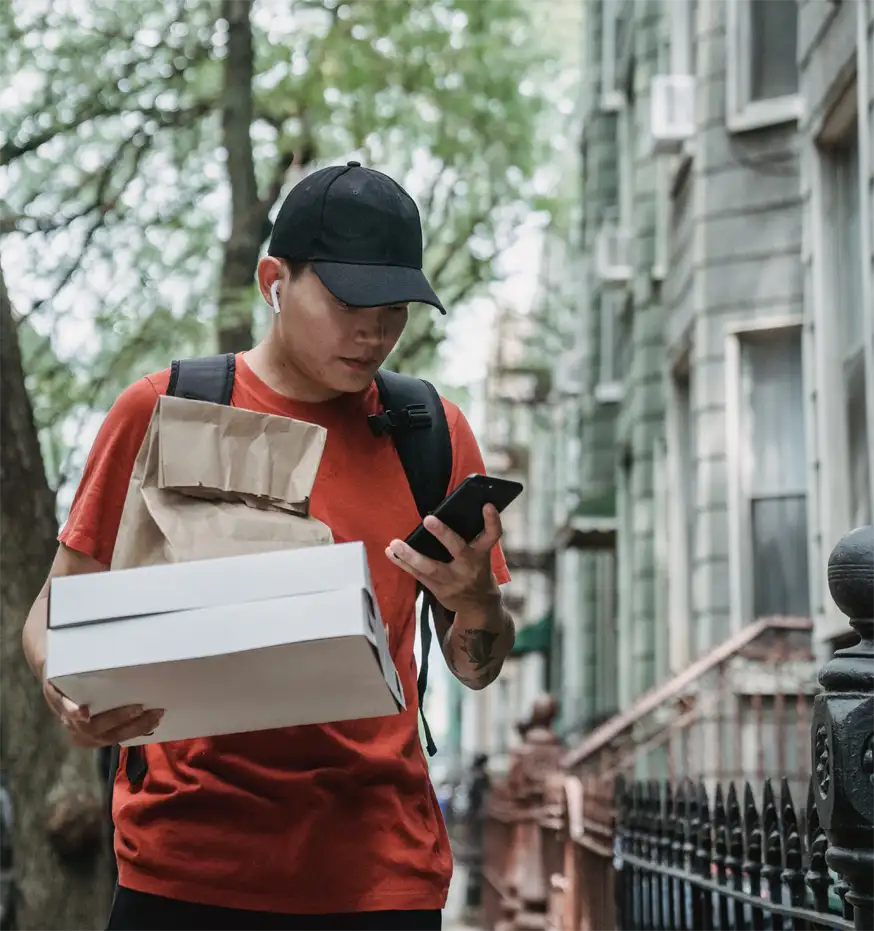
[281,259,310,280]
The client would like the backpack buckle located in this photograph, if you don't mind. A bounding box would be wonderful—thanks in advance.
[368,403,432,437]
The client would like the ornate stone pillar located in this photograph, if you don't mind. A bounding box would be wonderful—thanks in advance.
[811,525,873,930]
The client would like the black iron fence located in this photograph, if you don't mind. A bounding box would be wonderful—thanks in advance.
[614,776,851,930]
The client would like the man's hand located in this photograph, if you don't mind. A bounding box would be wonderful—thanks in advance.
[43,681,164,748]
[385,504,503,613]
[24,543,165,747]
[386,505,514,689]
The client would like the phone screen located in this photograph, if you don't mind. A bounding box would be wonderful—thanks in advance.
[404,474,523,562]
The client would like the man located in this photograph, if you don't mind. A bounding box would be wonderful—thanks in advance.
[21,161,515,930]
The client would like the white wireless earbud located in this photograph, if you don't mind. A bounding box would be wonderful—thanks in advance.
[270,280,281,315]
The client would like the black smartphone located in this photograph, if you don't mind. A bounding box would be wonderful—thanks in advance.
[404,473,524,563]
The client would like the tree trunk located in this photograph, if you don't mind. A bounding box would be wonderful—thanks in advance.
[217,0,262,354]
[0,268,112,929]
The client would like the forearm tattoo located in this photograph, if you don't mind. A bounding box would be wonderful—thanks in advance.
[458,629,500,670]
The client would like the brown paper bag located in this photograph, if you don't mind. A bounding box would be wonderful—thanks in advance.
[111,395,333,570]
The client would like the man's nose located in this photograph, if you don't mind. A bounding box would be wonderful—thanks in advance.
[355,310,387,344]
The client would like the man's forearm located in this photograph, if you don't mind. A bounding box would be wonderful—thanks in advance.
[442,592,515,690]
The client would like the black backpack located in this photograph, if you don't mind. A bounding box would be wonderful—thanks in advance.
[111,353,450,802]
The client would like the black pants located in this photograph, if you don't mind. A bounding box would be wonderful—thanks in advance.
[107,886,442,931]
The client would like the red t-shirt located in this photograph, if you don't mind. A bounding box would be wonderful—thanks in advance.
[59,352,510,914]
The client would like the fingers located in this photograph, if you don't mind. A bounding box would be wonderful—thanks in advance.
[386,539,441,580]
[422,515,467,560]
[67,708,165,748]
[44,682,165,748]
[43,680,89,722]
[470,504,503,552]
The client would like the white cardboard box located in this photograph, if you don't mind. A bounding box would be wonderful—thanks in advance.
[46,542,404,745]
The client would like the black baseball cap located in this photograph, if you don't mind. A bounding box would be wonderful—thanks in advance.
[268,161,445,314]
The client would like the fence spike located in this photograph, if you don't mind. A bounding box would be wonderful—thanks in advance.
[631,782,642,856]
[713,783,727,875]
[804,774,832,913]
[763,778,785,926]
[726,783,744,885]
[671,781,685,871]
[696,781,712,874]
[648,781,662,865]
[763,779,782,867]
[684,779,698,869]
[780,778,806,908]
[637,782,649,857]
[659,781,672,868]
[742,781,763,869]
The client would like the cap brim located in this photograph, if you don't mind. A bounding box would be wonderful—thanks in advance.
[312,261,446,315]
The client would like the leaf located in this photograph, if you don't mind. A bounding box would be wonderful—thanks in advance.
[3,0,556,492]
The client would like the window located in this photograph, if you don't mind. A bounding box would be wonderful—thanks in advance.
[737,328,810,619]
[832,132,871,527]
[669,0,698,77]
[596,289,630,402]
[618,94,635,233]
[601,0,625,111]
[727,0,801,132]
[593,549,619,715]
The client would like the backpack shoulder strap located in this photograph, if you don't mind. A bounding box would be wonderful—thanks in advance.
[373,369,452,518]
[373,369,453,758]
[167,352,236,405]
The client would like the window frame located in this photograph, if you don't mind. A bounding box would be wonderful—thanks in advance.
[807,80,874,642]
[616,447,634,708]
[725,317,809,631]
[601,0,625,112]
[595,287,628,404]
[665,353,694,673]
[668,0,696,78]
[725,0,803,133]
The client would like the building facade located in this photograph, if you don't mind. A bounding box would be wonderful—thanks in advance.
[475,0,873,766]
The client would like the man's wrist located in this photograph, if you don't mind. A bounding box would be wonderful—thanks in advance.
[452,577,502,622]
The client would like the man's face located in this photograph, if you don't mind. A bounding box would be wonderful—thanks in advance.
[260,260,409,395]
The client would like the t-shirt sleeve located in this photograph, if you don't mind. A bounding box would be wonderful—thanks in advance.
[444,402,511,586]
[58,377,161,566]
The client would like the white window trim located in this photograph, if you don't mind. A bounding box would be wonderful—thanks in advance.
[668,0,694,77]
[601,0,625,112]
[808,94,874,642]
[665,355,693,673]
[616,451,634,708]
[725,0,803,134]
[725,316,806,633]
[652,435,672,683]
[653,154,670,282]
[618,102,634,233]
[596,288,627,403]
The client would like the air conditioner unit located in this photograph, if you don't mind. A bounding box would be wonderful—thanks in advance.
[650,75,695,155]
[595,220,632,284]
[594,381,625,404]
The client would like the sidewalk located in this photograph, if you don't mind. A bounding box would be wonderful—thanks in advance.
[444,862,482,931]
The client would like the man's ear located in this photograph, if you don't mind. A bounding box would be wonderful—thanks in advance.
[256,256,284,306]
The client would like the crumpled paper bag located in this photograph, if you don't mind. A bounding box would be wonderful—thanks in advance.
[111,395,333,569]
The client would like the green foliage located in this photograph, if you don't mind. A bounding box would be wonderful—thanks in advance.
[1,0,554,493]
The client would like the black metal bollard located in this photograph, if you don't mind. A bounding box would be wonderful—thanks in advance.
[811,525,874,931]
